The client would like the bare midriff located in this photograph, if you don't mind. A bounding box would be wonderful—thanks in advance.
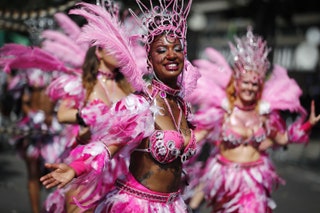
[220,143,261,163]
[130,139,182,193]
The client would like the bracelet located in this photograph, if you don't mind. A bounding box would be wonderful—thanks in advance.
[76,110,87,127]
[102,141,112,159]
[300,121,312,133]
[76,134,88,145]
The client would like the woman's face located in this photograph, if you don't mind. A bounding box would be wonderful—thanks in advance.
[97,48,118,70]
[148,34,185,85]
[235,71,261,105]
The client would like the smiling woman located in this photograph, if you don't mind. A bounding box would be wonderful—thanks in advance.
[148,35,185,88]
[39,0,201,212]
[185,27,320,213]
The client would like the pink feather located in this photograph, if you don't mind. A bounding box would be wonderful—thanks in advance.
[181,60,201,99]
[46,74,84,108]
[69,3,145,91]
[53,13,81,41]
[0,44,72,74]
[42,40,84,68]
[262,64,306,116]
[188,47,232,108]
[41,30,83,54]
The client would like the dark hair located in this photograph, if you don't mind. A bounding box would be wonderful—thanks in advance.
[82,46,99,102]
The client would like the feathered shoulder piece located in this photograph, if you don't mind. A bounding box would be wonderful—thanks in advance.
[69,2,145,91]
[188,47,232,110]
[188,47,232,130]
[260,64,306,117]
[0,43,71,74]
[94,94,156,155]
[46,74,84,108]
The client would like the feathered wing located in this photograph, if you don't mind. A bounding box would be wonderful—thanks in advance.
[83,94,155,157]
[188,47,232,131]
[181,60,201,99]
[41,37,84,70]
[260,64,306,117]
[0,44,71,74]
[40,12,88,72]
[188,47,232,105]
[53,13,81,42]
[261,64,310,144]
[69,2,145,91]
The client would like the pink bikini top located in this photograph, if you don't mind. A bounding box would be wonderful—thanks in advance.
[221,121,267,148]
[135,129,197,164]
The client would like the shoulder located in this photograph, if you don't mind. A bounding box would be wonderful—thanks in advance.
[113,93,149,112]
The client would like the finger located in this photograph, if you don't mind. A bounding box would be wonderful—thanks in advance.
[45,163,61,170]
[44,163,53,169]
[41,178,54,186]
[42,177,56,185]
[58,182,68,189]
[40,174,52,182]
[46,180,61,189]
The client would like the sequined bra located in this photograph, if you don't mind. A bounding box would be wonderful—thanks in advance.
[221,116,267,148]
[135,129,197,164]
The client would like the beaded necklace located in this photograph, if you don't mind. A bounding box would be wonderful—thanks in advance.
[152,79,183,132]
[234,103,256,111]
[97,69,115,80]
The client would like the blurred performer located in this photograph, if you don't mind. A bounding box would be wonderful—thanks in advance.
[186,27,320,213]
[0,37,77,213]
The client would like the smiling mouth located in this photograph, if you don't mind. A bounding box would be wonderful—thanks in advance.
[165,63,179,71]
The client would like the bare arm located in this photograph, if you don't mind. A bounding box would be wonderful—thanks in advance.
[272,100,320,146]
[57,99,78,124]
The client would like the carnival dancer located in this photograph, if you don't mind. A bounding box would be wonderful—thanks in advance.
[43,5,132,213]
[187,27,320,213]
[0,43,72,213]
[40,0,201,212]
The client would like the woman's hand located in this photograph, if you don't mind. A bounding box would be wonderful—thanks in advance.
[258,138,274,151]
[309,100,320,126]
[40,163,76,189]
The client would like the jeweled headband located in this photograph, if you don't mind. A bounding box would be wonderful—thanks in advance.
[229,27,271,81]
[129,0,192,53]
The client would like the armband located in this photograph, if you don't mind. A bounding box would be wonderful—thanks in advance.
[300,121,312,133]
[76,110,87,127]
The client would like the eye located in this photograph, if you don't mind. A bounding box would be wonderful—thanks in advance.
[174,45,183,52]
[156,47,167,54]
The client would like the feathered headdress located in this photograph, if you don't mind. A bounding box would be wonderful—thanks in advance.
[40,12,87,72]
[96,0,120,18]
[69,2,145,91]
[129,0,193,53]
[229,27,271,81]
[0,44,71,74]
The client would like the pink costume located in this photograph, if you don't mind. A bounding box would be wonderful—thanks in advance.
[0,41,75,163]
[94,84,196,213]
[30,10,130,212]
[187,28,312,212]
[6,68,67,163]
[60,0,200,212]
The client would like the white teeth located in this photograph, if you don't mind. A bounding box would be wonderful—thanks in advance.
[168,64,177,68]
